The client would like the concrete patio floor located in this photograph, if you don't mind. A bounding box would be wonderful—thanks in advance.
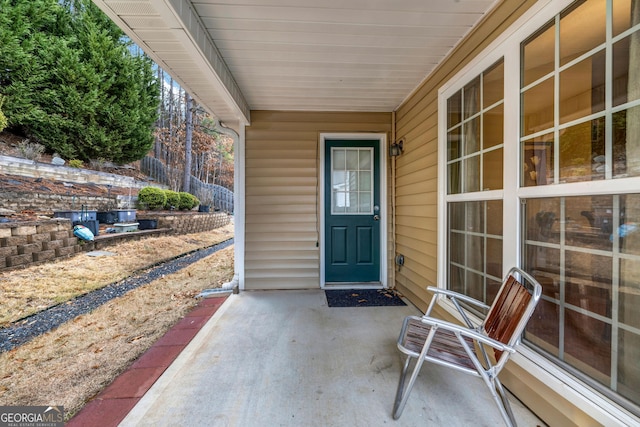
[120,289,544,427]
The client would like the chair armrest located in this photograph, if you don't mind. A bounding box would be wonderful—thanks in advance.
[417,315,516,354]
[426,286,491,310]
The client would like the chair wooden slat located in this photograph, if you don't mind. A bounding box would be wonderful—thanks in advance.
[484,276,531,359]
[404,318,475,370]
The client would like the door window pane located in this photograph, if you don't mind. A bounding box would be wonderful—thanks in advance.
[331,148,373,214]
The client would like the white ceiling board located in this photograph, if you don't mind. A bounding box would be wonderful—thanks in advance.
[93,0,498,120]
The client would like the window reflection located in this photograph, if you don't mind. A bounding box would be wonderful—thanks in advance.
[559,118,605,183]
[559,0,606,66]
[522,21,555,87]
[448,201,503,306]
[447,60,504,195]
[523,194,640,403]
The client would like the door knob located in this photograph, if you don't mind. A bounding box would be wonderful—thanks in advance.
[373,215,380,221]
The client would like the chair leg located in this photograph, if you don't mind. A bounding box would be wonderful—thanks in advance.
[480,374,517,427]
[493,378,517,427]
[392,354,426,420]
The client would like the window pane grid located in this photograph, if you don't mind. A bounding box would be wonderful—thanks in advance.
[447,201,504,307]
[523,193,640,406]
[331,147,373,215]
[521,2,640,187]
[447,59,505,195]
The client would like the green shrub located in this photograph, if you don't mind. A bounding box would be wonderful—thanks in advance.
[68,159,83,168]
[178,192,199,210]
[164,190,180,210]
[138,187,167,210]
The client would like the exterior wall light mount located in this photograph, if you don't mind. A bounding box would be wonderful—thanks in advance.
[390,139,404,156]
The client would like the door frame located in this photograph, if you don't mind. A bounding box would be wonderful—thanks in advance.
[319,133,388,289]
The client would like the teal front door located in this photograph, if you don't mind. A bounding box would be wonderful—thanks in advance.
[324,139,380,283]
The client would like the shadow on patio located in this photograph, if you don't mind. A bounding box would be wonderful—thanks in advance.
[120,290,543,426]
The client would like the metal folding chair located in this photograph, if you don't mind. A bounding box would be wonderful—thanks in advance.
[392,267,542,426]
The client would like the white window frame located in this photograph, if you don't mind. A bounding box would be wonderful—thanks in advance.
[437,0,640,424]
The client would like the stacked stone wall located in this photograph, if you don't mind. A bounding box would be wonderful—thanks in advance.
[0,191,121,213]
[0,219,79,270]
[137,212,230,235]
[0,212,231,272]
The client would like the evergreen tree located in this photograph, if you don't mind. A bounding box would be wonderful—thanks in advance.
[0,0,159,164]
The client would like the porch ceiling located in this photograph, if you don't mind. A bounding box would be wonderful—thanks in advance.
[92,0,498,126]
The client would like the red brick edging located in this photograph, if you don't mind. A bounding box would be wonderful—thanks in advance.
[66,296,228,427]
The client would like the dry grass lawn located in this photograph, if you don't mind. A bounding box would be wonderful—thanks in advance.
[0,224,234,419]
[0,224,233,327]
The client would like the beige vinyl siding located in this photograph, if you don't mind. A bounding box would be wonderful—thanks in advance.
[392,0,538,306]
[244,110,392,290]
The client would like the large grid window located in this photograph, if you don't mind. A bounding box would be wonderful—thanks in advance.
[443,0,640,414]
[445,59,505,307]
[447,60,504,194]
[520,0,640,409]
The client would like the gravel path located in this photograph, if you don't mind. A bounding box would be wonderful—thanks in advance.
[0,238,233,353]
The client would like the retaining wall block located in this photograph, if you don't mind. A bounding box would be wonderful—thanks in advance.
[33,250,57,262]
[36,223,60,233]
[51,230,72,240]
[43,240,64,251]
[0,246,17,257]
[18,243,42,255]
[28,233,51,244]
[1,236,28,247]
[0,229,12,239]
[11,225,37,236]
[7,253,32,267]
[55,246,75,258]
